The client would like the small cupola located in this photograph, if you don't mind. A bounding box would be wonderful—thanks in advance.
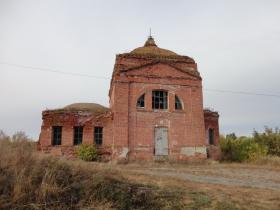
[144,36,157,47]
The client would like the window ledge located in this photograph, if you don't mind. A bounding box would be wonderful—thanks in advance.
[95,144,103,148]
[136,109,185,113]
[152,109,169,112]
[174,110,185,113]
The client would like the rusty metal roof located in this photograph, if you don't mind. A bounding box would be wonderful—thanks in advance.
[130,36,178,57]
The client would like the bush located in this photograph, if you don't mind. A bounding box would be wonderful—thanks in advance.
[221,127,280,162]
[77,144,98,161]
[220,136,267,162]
[253,127,280,156]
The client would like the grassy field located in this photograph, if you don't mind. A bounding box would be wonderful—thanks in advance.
[0,138,280,209]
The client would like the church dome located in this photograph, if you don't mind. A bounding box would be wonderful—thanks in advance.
[130,36,178,57]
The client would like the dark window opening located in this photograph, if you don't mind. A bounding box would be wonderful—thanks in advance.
[74,126,83,145]
[137,94,145,108]
[94,127,103,145]
[152,90,168,109]
[209,128,215,145]
[175,95,183,110]
[52,126,62,146]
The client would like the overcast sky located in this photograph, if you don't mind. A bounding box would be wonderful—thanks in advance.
[0,0,280,139]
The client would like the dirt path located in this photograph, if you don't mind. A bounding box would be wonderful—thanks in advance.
[111,163,280,209]
[125,164,280,190]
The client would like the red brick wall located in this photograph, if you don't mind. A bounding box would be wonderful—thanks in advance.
[38,51,217,162]
[39,111,113,157]
[109,54,207,160]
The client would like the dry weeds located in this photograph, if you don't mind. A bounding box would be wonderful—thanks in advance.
[0,139,184,210]
[1,133,280,209]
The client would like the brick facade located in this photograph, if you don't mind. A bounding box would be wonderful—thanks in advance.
[38,36,219,161]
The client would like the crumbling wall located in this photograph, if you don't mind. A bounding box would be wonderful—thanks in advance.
[204,109,220,145]
[38,110,113,159]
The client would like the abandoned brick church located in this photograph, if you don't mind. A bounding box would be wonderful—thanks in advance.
[38,36,219,161]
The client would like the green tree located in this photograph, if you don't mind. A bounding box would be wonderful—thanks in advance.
[253,127,280,156]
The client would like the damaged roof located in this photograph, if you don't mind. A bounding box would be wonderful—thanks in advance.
[46,103,110,115]
[130,36,179,57]
[64,103,109,113]
[117,35,195,64]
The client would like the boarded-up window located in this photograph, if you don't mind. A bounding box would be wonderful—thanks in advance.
[52,126,62,146]
[74,126,83,145]
[94,127,103,145]
[152,90,168,109]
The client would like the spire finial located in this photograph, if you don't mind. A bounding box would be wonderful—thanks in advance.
[144,31,157,47]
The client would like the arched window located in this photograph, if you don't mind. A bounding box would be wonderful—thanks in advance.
[152,90,168,109]
[175,95,183,110]
[137,94,145,108]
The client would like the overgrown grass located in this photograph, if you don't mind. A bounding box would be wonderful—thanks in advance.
[187,191,212,209]
[214,201,238,210]
[250,155,280,167]
[0,131,185,210]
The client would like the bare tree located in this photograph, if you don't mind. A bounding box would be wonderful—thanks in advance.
[11,131,31,142]
[0,129,10,141]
